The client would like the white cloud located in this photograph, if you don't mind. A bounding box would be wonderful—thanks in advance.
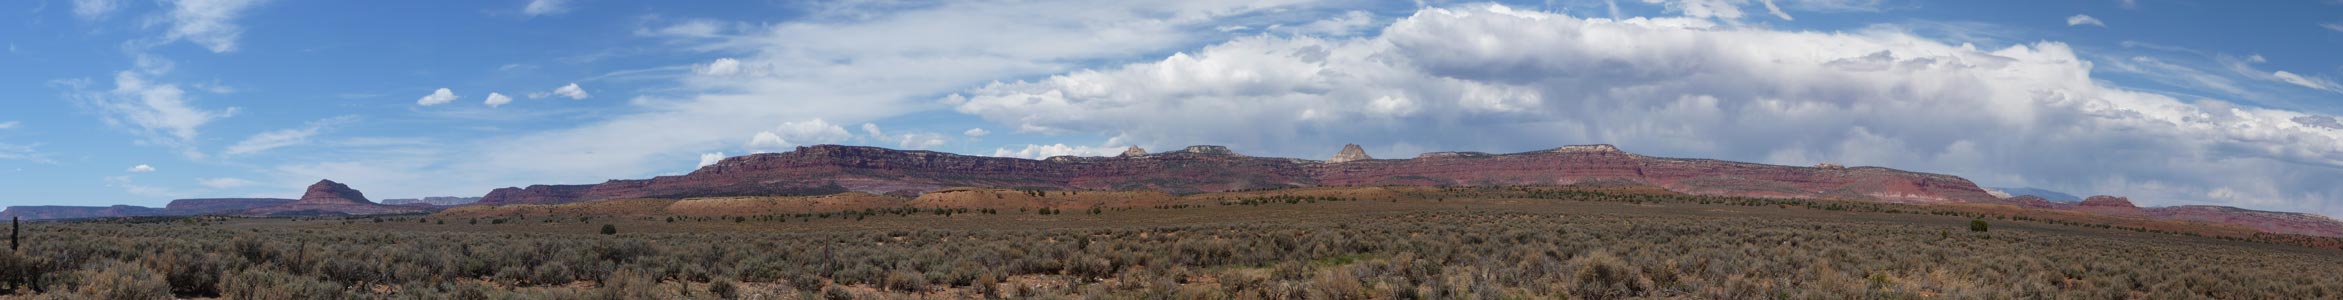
[746,119,855,150]
[2066,14,2105,27]
[416,88,458,105]
[2325,22,2343,33]
[2273,70,2343,93]
[0,121,18,130]
[856,123,948,149]
[698,152,725,167]
[226,115,357,156]
[693,58,748,76]
[1759,0,1793,20]
[72,0,119,20]
[128,164,156,173]
[0,143,51,163]
[1643,0,1745,20]
[523,0,570,16]
[58,71,238,158]
[963,128,990,137]
[198,177,257,189]
[1280,10,1378,36]
[485,92,513,107]
[550,83,589,99]
[952,4,2343,216]
[160,0,269,53]
[992,143,1121,159]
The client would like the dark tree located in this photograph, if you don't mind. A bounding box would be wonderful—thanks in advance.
[600,224,618,235]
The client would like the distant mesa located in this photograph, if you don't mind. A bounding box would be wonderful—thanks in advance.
[381,196,481,206]
[1120,146,1148,158]
[1329,144,1373,163]
[1814,163,1845,169]
[238,179,427,217]
[1549,144,1624,153]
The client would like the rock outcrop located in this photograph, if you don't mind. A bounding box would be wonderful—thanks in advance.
[1120,146,1148,158]
[481,144,1997,205]
[240,180,425,216]
[164,198,296,215]
[1329,144,1373,163]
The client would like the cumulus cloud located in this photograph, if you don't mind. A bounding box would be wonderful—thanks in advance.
[992,143,1120,159]
[963,128,990,137]
[693,58,749,76]
[859,123,949,149]
[160,0,269,53]
[226,116,357,156]
[2066,14,2105,27]
[698,152,726,167]
[58,71,238,157]
[952,4,2343,216]
[128,164,156,173]
[197,177,256,189]
[484,92,513,107]
[746,119,855,150]
[523,0,570,16]
[416,88,458,105]
[72,0,119,20]
[551,83,589,99]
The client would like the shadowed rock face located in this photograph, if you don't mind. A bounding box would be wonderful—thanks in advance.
[486,144,1998,205]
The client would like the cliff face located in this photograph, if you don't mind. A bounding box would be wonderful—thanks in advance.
[484,144,1997,204]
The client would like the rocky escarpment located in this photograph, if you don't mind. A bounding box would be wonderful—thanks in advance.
[164,198,296,215]
[241,180,426,216]
[483,144,1995,204]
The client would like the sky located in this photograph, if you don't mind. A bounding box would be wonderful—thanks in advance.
[3,0,2342,217]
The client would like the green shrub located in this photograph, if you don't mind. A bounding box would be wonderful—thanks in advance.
[601,224,618,235]
[710,278,739,299]
[1971,220,1990,232]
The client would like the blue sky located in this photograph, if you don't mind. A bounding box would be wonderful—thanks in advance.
[4,0,2343,217]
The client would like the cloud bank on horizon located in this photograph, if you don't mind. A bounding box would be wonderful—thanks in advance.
[4,0,2343,217]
